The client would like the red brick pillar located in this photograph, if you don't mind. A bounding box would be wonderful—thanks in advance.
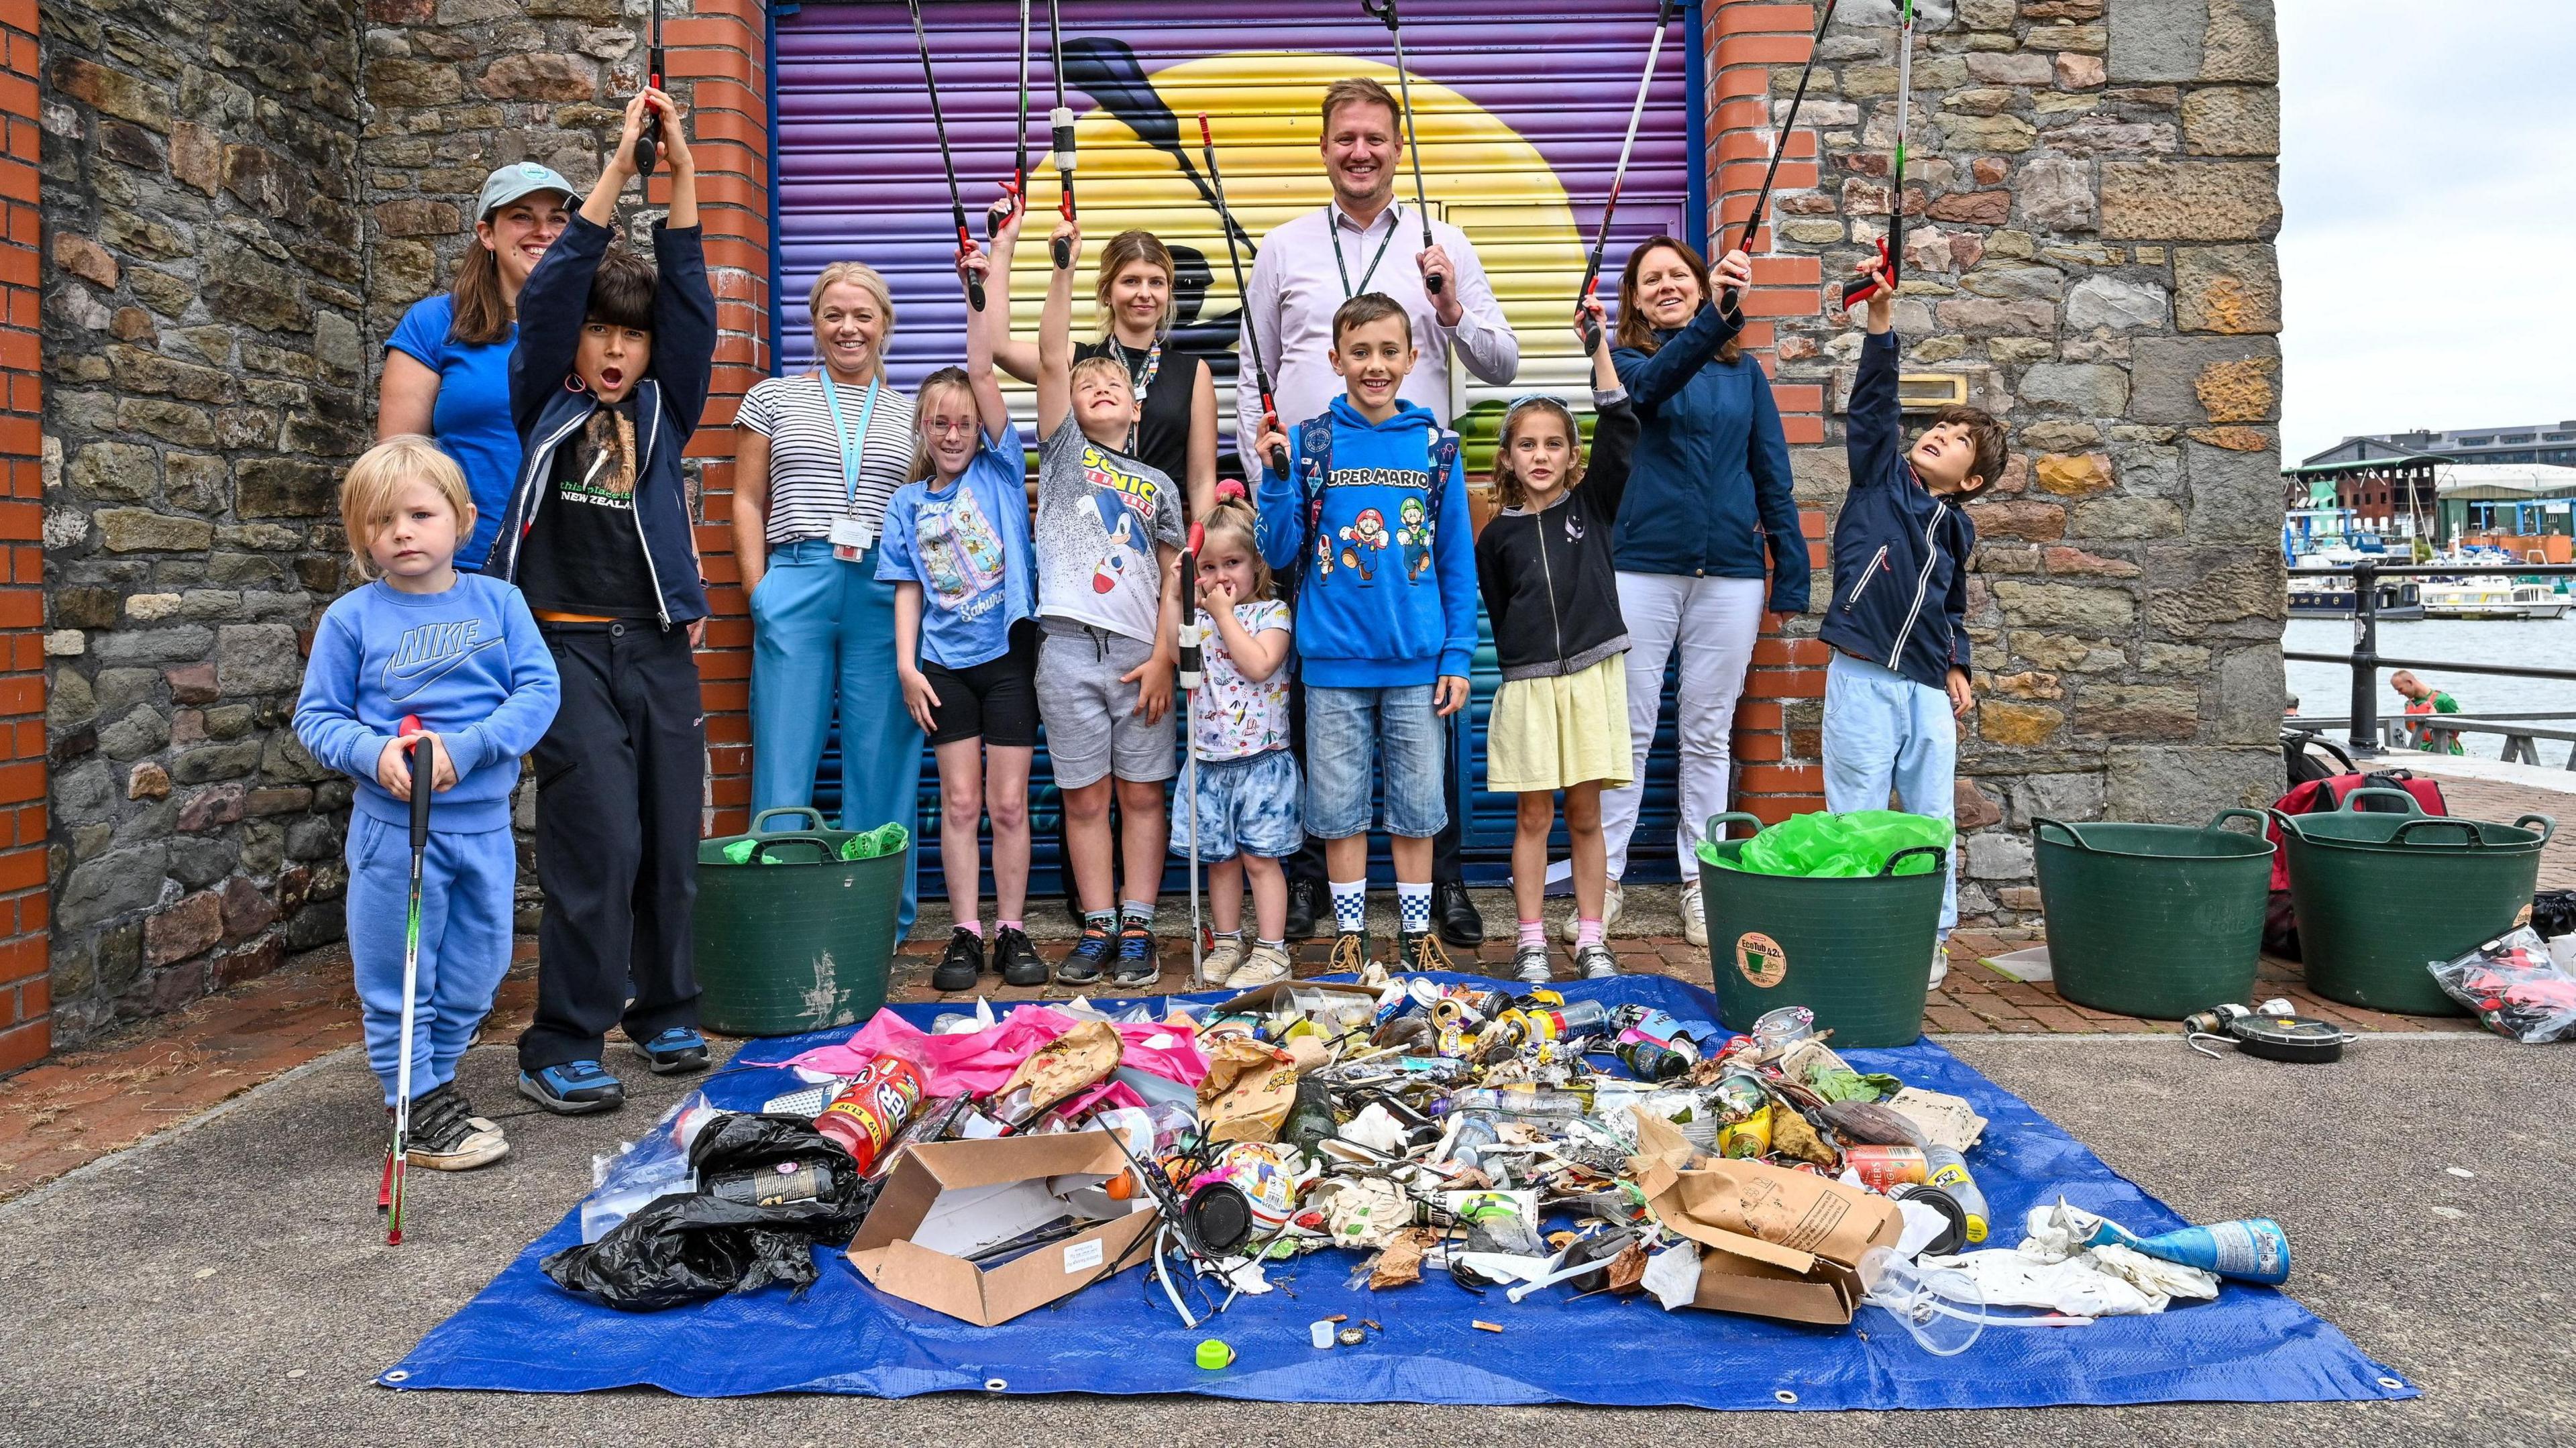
[0,0,48,1071]
[1711,0,1829,826]
[660,0,772,836]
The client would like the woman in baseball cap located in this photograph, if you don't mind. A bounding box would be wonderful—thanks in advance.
[376,162,578,571]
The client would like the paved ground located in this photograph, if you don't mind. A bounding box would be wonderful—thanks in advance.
[1,1025,2568,1444]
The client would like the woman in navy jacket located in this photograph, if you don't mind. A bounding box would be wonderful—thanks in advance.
[1592,236,1809,946]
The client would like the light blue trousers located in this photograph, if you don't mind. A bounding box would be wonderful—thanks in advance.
[1821,651,1960,936]
[345,813,517,1107]
[749,538,923,929]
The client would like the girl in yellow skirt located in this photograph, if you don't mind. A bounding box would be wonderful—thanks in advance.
[1473,305,1639,982]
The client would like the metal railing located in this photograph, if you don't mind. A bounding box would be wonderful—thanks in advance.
[2282,560,2576,756]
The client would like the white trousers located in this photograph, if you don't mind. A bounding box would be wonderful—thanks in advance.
[1601,571,1766,883]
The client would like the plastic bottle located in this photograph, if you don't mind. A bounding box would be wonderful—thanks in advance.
[1281,1074,1338,1156]
[1921,1146,1990,1244]
[1450,1084,1591,1119]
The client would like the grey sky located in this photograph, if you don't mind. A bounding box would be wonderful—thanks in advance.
[2277,0,2576,459]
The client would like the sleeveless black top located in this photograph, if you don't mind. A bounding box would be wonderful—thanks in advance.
[1075,338,1208,488]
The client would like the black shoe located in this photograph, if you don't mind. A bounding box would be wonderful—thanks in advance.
[995,926,1046,987]
[932,928,986,992]
[1285,877,1324,940]
[1434,879,1485,948]
[1056,928,1112,986]
[1401,931,1457,973]
[1112,926,1159,986]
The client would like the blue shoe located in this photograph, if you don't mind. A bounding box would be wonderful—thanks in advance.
[1111,926,1160,987]
[518,1060,625,1115]
[631,1027,710,1076]
[1055,928,1112,986]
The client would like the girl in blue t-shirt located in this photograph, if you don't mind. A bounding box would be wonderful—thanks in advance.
[877,249,1040,994]
[378,163,577,571]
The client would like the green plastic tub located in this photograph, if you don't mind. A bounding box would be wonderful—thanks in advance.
[2275,787,2555,1016]
[1697,812,1948,1047]
[692,807,906,1036]
[2032,809,2274,1019]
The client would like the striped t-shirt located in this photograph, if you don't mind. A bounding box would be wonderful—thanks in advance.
[734,372,919,547]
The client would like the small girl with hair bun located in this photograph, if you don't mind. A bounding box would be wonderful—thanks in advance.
[1473,304,1638,983]
[1172,483,1301,987]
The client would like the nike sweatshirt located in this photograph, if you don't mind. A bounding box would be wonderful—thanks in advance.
[1256,396,1477,688]
[294,573,561,834]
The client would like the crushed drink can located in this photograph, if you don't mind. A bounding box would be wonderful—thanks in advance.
[1846,1144,1931,1192]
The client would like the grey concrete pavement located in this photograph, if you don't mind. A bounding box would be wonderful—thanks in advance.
[1,1031,2571,1446]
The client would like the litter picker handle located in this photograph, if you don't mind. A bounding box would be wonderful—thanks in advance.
[1841,237,1892,312]
[635,27,665,178]
[960,231,987,312]
[401,715,432,849]
[1052,104,1077,269]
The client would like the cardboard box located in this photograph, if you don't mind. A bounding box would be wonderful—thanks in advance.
[1628,1111,1904,1326]
[846,1129,1154,1326]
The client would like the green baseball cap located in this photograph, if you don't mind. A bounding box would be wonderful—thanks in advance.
[476,162,576,219]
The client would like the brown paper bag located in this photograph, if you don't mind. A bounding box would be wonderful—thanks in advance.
[1197,1036,1299,1144]
[991,1020,1124,1127]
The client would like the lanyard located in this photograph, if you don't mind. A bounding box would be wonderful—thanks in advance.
[1330,205,1402,298]
[817,370,882,511]
[1109,339,1162,454]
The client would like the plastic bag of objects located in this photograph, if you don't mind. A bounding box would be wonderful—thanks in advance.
[2428,926,2576,1044]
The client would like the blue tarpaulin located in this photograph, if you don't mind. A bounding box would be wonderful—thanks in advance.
[384,974,2413,1408]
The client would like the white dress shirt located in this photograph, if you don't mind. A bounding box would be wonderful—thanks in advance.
[1233,200,1520,455]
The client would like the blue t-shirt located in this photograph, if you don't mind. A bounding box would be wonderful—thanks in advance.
[386,293,520,571]
[876,421,1036,670]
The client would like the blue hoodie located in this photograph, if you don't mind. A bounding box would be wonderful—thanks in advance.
[1257,397,1477,687]
[292,573,561,834]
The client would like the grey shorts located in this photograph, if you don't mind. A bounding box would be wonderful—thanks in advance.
[1034,618,1179,789]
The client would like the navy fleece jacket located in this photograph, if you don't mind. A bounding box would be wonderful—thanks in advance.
[1256,397,1477,687]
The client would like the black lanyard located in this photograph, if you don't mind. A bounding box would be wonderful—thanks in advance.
[1330,206,1403,298]
[1108,339,1162,455]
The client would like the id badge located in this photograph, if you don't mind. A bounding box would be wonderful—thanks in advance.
[828,516,874,562]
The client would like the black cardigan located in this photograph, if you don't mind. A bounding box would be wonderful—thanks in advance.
[1474,388,1639,681]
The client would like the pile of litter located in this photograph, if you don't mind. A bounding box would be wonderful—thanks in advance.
[386,975,2411,1409]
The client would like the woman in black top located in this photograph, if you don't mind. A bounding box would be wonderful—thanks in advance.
[995,227,1218,518]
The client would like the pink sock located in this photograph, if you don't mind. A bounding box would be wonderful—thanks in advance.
[1517,919,1546,950]
[1576,917,1603,949]
[959,919,983,938]
[998,918,1022,934]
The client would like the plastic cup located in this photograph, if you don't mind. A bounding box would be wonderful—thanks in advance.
[1309,1320,1335,1349]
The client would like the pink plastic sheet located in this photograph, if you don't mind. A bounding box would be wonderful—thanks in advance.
[784,1005,1210,1109]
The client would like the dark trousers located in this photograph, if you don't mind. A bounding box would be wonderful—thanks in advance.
[519,621,704,1071]
[1281,673,1466,890]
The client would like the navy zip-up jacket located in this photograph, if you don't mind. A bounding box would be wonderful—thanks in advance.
[1609,300,1809,614]
[493,212,714,626]
[1819,329,1975,690]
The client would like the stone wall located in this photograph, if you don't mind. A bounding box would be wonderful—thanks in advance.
[1736,0,2287,926]
[39,0,367,1042]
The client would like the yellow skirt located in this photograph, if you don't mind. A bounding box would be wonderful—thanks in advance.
[1486,653,1632,794]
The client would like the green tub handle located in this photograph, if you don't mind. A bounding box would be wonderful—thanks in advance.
[2516,814,2557,844]
[2031,816,2088,850]
[749,805,832,836]
[1880,844,1949,877]
[2206,807,2271,836]
[2388,817,2482,848]
[2338,786,2426,816]
[747,837,835,865]
[1703,812,1767,846]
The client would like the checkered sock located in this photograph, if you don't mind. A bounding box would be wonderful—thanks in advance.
[1517,919,1547,950]
[1397,881,1432,936]
[1330,879,1367,934]
[1120,900,1155,932]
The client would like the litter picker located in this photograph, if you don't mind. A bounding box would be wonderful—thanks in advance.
[376,715,434,1245]
[990,0,1034,238]
[1717,0,1843,319]
[1841,0,1913,313]
[1360,0,1442,296]
[633,0,665,178]
[906,0,985,311]
[1197,115,1291,482]
[1179,518,1206,985]
[1576,0,1677,355]
[1047,0,1077,270]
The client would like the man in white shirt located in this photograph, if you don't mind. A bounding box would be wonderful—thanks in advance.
[1234,76,1520,946]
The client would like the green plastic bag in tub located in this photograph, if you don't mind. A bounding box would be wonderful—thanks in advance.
[1703,810,1952,879]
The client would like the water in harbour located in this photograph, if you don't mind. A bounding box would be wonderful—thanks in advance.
[2284,614,2576,762]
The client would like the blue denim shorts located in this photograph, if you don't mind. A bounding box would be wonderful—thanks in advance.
[1303,683,1448,840]
[1170,748,1304,862]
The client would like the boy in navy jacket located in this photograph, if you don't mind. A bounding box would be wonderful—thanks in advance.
[1254,293,1477,976]
[494,88,716,1113]
[1823,256,2007,984]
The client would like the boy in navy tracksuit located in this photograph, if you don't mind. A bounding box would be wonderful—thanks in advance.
[492,88,716,1111]
[1823,257,2008,983]
[297,439,560,1171]
[1253,293,1477,977]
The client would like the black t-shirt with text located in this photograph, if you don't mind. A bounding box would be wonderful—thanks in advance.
[517,402,662,618]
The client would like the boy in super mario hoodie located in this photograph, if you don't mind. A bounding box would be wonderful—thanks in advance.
[1254,292,1477,977]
